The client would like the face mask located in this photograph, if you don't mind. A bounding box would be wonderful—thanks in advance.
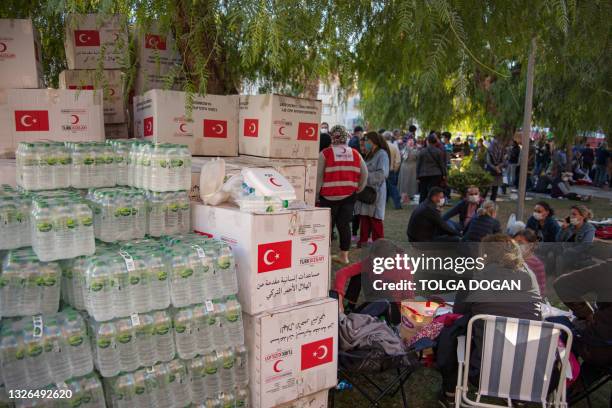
[533,212,544,221]
[437,198,445,207]
[570,217,581,226]
[467,195,480,203]
[321,128,328,134]
[365,142,373,151]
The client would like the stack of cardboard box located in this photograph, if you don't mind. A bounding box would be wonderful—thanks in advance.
[190,94,336,408]
[0,18,105,160]
[61,14,128,139]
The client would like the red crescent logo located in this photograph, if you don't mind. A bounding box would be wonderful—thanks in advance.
[269,177,282,187]
[179,123,187,133]
[273,360,283,373]
[108,88,116,96]
[0,42,7,53]
[278,126,286,136]
[308,242,317,255]
[71,114,80,125]
[113,32,120,41]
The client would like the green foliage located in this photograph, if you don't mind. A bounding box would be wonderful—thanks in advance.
[448,155,493,195]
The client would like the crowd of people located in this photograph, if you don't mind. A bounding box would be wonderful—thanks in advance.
[316,124,610,406]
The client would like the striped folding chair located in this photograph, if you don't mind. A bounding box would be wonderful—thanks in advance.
[455,314,573,408]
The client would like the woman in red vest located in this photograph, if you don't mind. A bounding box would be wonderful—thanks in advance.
[317,125,368,264]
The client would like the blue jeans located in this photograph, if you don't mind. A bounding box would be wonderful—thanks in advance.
[386,171,402,209]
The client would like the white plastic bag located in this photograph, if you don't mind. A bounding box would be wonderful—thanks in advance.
[199,158,229,205]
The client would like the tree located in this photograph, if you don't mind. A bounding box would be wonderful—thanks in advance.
[353,0,611,142]
[0,0,356,96]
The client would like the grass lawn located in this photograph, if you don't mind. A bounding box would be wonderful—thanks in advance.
[330,193,612,408]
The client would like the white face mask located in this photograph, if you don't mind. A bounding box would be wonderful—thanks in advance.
[467,195,480,203]
[437,198,446,208]
[570,217,581,226]
[533,212,545,221]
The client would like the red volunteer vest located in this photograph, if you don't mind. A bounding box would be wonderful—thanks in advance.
[320,145,361,197]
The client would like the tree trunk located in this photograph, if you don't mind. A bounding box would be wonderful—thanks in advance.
[174,0,238,95]
[517,37,536,221]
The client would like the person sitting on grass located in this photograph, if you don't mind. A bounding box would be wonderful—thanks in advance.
[406,187,461,242]
[442,185,483,234]
[526,201,560,242]
[461,200,501,242]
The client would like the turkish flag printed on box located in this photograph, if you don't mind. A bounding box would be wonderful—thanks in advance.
[145,34,167,50]
[14,110,50,132]
[143,116,154,137]
[203,119,228,138]
[257,240,292,273]
[301,337,334,370]
[297,122,319,141]
[243,118,259,137]
[74,30,100,47]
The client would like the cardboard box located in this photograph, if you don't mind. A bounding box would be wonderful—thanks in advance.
[0,89,105,157]
[190,155,318,206]
[134,89,238,156]
[239,94,322,160]
[64,14,128,70]
[278,391,329,408]
[59,69,126,123]
[135,24,183,94]
[105,123,129,140]
[0,19,44,89]
[191,203,331,314]
[244,298,337,408]
[0,159,16,186]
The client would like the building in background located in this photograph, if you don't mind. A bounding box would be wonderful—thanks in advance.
[318,80,362,129]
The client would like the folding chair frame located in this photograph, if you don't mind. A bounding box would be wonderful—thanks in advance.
[455,314,573,408]
[333,364,414,408]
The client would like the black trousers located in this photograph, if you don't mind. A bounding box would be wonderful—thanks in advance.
[320,194,357,251]
[418,175,443,203]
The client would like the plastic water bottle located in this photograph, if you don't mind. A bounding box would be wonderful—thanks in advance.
[218,348,235,391]
[233,345,249,386]
[140,143,152,190]
[203,351,220,400]
[136,312,156,367]
[173,307,197,359]
[146,191,164,237]
[167,359,190,407]
[113,141,129,186]
[76,202,95,255]
[128,253,149,313]
[32,201,55,261]
[224,295,244,346]
[205,244,223,299]
[86,258,113,322]
[62,309,93,377]
[16,142,38,190]
[209,299,226,350]
[148,249,170,310]
[109,254,130,319]
[131,369,152,408]
[217,244,238,296]
[193,303,213,354]
[188,355,207,404]
[53,142,71,188]
[79,373,107,408]
[91,320,120,377]
[235,386,250,408]
[44,316,71,381]
[168,247,193,307]
[53,200,77,259]
[187,247,206,302]
[152,310,175,362]
[115,317,139,373]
